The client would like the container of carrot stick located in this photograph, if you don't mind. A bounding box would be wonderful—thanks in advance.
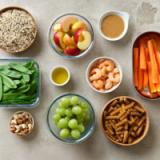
[133,31,160,99]
[101,96,149,146]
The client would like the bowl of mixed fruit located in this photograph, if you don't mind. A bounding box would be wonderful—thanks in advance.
[49,13,94,59]
[47,93,96,144]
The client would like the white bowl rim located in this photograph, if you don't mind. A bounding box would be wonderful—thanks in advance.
[86,56,123,93]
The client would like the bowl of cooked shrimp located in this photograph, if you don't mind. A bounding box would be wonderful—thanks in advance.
[86,57,122,93]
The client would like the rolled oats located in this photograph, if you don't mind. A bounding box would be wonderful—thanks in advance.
[0,7,37,53]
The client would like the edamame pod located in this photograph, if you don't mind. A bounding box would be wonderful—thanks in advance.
[0,76,2,101]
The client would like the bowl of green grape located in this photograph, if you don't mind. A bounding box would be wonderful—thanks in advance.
[47,93,96,144]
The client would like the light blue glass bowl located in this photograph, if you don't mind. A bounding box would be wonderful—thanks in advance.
[48,13,94,59]
[0,58,40,108]
[47,93,96,144]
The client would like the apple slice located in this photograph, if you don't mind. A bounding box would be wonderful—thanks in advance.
[63,34,75,46]
[77,31,91,50]
[74,29,84,43]
[53,23,62,32]
[71,21,88,33]
[53,31,65,49]
[64,46,80,56]
[61,16,78,32]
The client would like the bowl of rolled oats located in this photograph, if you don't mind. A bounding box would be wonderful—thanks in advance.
[0,6,37,53]
[101,96,149,146]
[9,111,34,136]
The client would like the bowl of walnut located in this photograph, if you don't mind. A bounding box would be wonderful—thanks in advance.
[9,111,34,136]
[101,96,149,146]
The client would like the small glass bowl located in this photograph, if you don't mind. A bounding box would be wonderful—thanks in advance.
[48,13,94,59]
[47,93,96,144]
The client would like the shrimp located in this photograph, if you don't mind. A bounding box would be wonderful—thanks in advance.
[98,60,115,72]
[108,72,120,84]
[90,68,101,75]
[113,67,119,74]
[105,79,113,90]
[101,66,108,77]
[92,80,105,89]
[89,71,102,81]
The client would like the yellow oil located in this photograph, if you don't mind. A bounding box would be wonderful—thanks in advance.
[52,68,68,84]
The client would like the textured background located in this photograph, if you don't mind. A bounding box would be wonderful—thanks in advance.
[0,0,160,160]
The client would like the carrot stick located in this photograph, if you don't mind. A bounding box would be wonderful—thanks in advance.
[152,39,160,73]
[143,70,148,88]
[145,47,150,61]
[138,67,143,91]
[147,62,157,93]
[147,40,159,84]
[133,48,139,88]
[140,40,147,70]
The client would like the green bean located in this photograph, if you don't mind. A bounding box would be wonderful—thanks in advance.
[22,74,30,83]
[0,76,2,101]
[3,85,10,92]
[9,63,32,74]
[1,74,17,89]
[0,69,22,79]
[13,80,21,85]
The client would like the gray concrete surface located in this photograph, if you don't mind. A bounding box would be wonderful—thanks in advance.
[0,0,160,160]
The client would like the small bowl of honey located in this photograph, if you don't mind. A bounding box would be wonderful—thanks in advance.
[99,11,129,41]
[50,66,70,86]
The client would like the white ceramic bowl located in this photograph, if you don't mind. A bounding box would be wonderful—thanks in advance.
[50,65,70,86]
[99,11,129,41]
[86,57,123,94]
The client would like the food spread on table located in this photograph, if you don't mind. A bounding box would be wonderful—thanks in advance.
[0,5,156,146]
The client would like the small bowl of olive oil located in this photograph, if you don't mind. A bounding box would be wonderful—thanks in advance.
[50,66,70,86]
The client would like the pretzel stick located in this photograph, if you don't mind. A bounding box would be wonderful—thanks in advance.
[134,105,145,113]
[123,131,129,143]
[116,119,127,127]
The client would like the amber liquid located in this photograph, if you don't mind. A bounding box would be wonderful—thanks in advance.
[101,15,124,38]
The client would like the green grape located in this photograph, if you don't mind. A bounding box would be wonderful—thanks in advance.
[71,129,81,139]
[71,96,79,105]
[84,114,91,124]
[72,106,82,115]
[57,118,68,129]
[56,107,65,116]
[78,124,85,133]
[64,117,70,121]
[76,115,84,123]
[68,119,78,129]
[80,102,89,110]
[52,114,61,123]
[65,108,73,117]
[59,98,70,108]
[60,128,70,139]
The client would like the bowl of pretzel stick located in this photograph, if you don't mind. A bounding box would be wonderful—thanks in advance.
[101,96,149,146]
